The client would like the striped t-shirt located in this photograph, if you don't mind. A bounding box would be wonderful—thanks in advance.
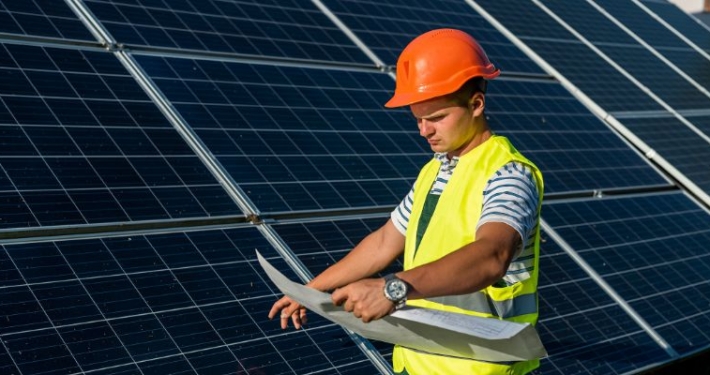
[391,153,541,285]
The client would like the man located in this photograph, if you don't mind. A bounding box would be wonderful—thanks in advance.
[269,28,543,375]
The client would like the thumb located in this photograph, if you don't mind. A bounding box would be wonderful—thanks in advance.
[331,287,346,306]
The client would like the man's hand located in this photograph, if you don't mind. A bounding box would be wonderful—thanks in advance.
[331,278,395,323]
[268,295,307,329]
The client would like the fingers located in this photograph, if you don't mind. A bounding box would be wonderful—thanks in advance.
[268,296,291,320]
[290,308,307,329]
[331,288,345,306]
[281,309,291,329]
[282,307,307,329]
[269,296,307,330]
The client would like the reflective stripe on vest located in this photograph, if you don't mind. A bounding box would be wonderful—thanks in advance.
[429,292,537,319]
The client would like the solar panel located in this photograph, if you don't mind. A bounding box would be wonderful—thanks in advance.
[475,0,665,113]
[641,0,710,52]
[601,1,710,95]
[593,0,694,50]
[534,227,670,375]
[541,0,710,111]
[0,227,384,375]
[320,0,545,75]
[682,114,710,136]
[81,0,372,65]
[0,42,241,229]
[614,115,710,192]
[544,192,710,358]
[0,0,96,41]
[134,53,425,213]
[542,0,640,46]
[485,78,669,193]
[653,48,710,93]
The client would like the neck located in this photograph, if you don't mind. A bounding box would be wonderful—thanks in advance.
[447,118,492,159]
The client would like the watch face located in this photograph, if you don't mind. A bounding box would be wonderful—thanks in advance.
[386,279,407,301]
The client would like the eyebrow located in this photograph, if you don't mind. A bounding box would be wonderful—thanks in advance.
[416,111,447,120]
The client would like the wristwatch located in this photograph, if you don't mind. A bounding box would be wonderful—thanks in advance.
[383,274,408,310]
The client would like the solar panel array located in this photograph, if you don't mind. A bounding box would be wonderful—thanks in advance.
[1,0,710,374]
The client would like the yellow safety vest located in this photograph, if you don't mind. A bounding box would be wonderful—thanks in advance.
[393,135,544,375]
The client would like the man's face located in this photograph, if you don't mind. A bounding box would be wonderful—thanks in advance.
[410,95,480,157]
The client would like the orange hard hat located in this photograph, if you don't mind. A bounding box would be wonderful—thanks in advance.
[384,29,500,108]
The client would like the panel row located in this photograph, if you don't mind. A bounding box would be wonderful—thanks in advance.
[0,43,242,229]
[3,190,710,374]
[0,38,672,228]
[0,226,382,375]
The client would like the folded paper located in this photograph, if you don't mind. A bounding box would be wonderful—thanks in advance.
[257,251,547,362]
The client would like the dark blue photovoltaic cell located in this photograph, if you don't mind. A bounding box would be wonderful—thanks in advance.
[541,0,638,46]
[683,114,710,137]
[0,0,95,41]
[81,0,371,65]
[272,216,670,375]
[136,54,427,213]
[486,79,668,193]
[0,343,20,375]
[541,0,710,111]
[544,192,710,356]
[654,48,710,93]
[524,39,664,112]
[593,0,691,49]
[0,43,241,228]
[475,0,664,112]
[594,44,710,111]
[472,0,573,41]
[533,229,669,375]
[321,0,544,74]
[0,227,382,375]
[618,116,710,193]
[642,1,710,52]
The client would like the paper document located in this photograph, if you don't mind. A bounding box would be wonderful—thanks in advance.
[257,252,547,362]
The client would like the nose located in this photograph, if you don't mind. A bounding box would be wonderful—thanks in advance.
[419,119,434,137]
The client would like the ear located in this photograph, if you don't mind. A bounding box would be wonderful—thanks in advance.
[469,92,485,117]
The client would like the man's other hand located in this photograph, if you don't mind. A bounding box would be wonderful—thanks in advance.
[268,295,307,329]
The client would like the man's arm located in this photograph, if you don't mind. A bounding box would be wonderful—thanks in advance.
[397,221,519,299]
[330,221,520,322]
[268,218,405,328]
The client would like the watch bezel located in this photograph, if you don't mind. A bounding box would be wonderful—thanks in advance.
[383,274,408,309]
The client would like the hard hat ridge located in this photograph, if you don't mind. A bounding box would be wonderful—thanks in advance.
[384,28,500,108]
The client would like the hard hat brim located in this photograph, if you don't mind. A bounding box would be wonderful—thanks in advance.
[384,69,500,108]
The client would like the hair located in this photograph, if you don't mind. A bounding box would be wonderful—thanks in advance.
[447,77,487,107]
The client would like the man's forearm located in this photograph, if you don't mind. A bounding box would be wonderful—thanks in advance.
[397,223,519,300]
[307,220,404,292]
